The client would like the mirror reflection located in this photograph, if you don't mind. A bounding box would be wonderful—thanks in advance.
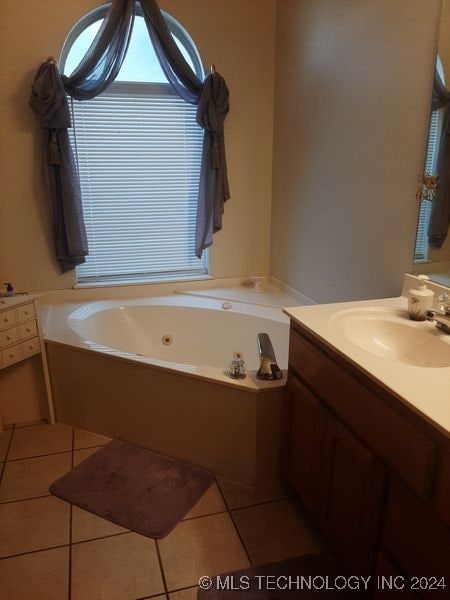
[413,0,450,287]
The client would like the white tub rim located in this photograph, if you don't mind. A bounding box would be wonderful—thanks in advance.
[44,294,290,393]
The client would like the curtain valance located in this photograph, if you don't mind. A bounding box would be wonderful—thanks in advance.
[29,0,230,271]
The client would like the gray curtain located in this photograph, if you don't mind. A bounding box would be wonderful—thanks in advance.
[428,72,450,248]
[29,0,230,271]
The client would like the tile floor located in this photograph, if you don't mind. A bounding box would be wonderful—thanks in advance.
[0,423,326,600]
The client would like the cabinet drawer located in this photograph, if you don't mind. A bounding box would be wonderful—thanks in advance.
[382,478,450,597]
[0,309,16,331]
[16,302,36,323]
[289,327,436,495]
[1,345,23,368]
[18,320,38,340]
[0,326,19,348]
[21,337,40,359]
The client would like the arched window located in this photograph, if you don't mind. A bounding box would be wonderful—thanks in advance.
[60,3,207,284]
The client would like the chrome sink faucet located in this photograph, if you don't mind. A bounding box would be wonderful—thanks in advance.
[256,333,283,380]
[425,293,450,334]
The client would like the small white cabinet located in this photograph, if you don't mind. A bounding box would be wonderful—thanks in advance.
[0,297,41,370]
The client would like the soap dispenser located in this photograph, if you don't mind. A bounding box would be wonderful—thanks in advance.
[408,275,434,321]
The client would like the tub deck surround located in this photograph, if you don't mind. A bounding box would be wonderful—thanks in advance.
[177,283,300,309]
[44,295,290,392]
[43,293,293,487]
[284,296,450,437]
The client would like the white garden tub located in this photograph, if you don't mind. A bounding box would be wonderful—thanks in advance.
[44,294,292,487]
[45,294,290,390]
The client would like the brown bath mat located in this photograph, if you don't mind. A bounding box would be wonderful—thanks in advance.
[198,554,358,599]
[50,439,214,538]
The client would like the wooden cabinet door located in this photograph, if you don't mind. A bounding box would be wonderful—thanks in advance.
[321,418,385,574]
[382,478,450,599]
[286,375,326,518]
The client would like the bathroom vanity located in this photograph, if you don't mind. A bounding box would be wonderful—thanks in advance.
[284,297,450,598]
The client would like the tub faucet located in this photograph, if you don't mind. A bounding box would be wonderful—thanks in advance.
[425,293,450,334]
[256,333,283,380]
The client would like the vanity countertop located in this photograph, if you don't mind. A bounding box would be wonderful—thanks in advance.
[284,296,450,438]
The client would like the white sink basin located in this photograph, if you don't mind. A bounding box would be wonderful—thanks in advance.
[329,307,450,368]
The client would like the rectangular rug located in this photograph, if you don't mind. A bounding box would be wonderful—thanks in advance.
[50,439,214,538]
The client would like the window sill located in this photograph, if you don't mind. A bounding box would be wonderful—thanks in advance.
[73,274,212,290]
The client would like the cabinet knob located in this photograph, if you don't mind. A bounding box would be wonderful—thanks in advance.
[6,335,11,340]
[9,353,14,358]
[26,328,30,333]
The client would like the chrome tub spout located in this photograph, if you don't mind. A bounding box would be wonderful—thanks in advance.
[256,333,283,380]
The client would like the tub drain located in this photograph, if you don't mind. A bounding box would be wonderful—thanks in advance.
[162,335,173,346]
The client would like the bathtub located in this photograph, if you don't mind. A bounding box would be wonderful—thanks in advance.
[44,294,292,488]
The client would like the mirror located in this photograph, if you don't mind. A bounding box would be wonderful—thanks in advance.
[413,0,450,288]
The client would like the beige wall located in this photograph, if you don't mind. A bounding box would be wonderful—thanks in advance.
[270,0,441,302]
[0,0,276,291]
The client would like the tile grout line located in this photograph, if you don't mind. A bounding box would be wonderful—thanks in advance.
[0,543,71,562]
[0,424,15,487]
[214,477,254,567]
[154,539,170,597]
[164,584,198,595]
[68,426,75,600]
[5,444,108,464]
[0,493,53,505]
[71,530,131,547]
[182,508,227,522]
[0,530,137,562]
[134,594,171,600]
[228,495,295,513]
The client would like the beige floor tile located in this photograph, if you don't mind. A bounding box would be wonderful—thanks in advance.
[74,428,112,450]
[184,482,227,519]
[72,505,128,543]
[158,512,250,591]
[217,476,293,510]
[231,499,326,565]
[0,452,71,502]
[8,423,73,460]
[71,532,164,600]
[0,495,70,558]
[73,446,100,467]
[0,429,12,462]
[170,587,198,600]
[0,546,69,600]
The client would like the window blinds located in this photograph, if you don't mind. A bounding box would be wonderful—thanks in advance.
[414,108,441,260]
[70,82,207,284]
